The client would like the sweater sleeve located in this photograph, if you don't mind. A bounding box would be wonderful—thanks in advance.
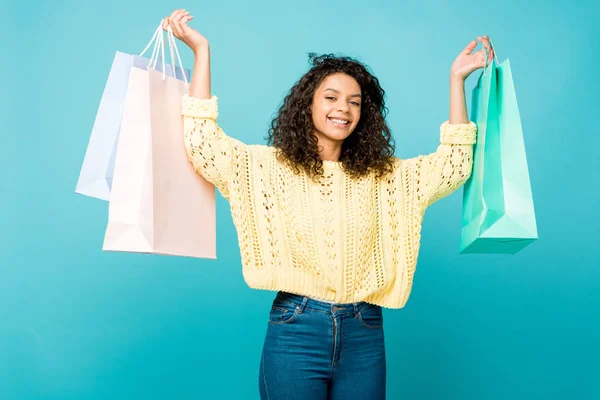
[181,94,248,199]
[407,121,477,208]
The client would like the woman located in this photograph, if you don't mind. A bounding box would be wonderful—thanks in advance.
[163,8,493,400]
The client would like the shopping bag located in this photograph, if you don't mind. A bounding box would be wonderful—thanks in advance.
[75,27,190,201]
[102,26,216,259]
[460,41,538,254]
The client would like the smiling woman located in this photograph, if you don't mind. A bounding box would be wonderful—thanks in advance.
[163,6,490,400]
[267,53,396,180]
[310,74,362,161]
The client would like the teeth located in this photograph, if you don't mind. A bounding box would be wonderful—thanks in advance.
[329,118,348,124]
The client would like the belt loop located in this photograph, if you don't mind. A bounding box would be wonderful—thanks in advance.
[298,296,309,313]
[353,303,359,317]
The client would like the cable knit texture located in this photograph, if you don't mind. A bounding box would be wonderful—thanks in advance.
[182,94,477,309]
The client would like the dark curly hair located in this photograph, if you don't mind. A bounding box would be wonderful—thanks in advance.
[266,53,396,181]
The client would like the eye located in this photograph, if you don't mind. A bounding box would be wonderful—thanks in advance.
[350,101,361,106]
[326,96,336,101]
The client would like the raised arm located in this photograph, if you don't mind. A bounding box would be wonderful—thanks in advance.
[164,9,248,200]
[407,35,494,209]
[163,9,211,97]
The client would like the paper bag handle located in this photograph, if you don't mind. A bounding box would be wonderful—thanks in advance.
[164,25,189,88]
[483,35,500,74]
[138,21,189,89]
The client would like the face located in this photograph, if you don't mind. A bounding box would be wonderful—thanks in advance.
[310,73,362,146]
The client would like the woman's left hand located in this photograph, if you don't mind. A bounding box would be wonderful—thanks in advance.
[450,35,495,81]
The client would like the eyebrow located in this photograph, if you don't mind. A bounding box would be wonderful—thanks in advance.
[324,88,362,98]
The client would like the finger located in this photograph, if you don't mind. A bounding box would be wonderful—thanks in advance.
[168,9,187,29]
[163,10,190,33]
[177,17,193,38]
[478,35,491,50]
[177,16,193,36]
[176,10,190,20]
[171,19,184,37]
[172,13,188,36]
[162,16,173,31]
[177,10,190,20]
[460,39,478,55]
[182,15,194,29]
[170,9,186,19]
[472,51,484,68]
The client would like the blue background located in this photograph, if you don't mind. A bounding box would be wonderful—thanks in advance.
[3,0,599,398]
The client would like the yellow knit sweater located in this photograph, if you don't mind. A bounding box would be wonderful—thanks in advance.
[181,95,477,309]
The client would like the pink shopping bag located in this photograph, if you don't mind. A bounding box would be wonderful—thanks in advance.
[103,28,216,259]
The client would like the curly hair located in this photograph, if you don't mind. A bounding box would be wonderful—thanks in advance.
[266,53,396,181]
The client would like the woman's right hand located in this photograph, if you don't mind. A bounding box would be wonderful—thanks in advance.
[162,9,208,52]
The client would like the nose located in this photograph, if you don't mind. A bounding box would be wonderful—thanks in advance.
[337,102,350,113]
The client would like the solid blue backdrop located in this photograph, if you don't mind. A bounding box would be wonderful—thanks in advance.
[3,0,599,398]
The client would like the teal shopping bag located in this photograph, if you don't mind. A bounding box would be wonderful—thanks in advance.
[460,43,538,254]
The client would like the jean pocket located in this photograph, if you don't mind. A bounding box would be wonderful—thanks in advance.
[268,301,300,325]
[358,305,384,329]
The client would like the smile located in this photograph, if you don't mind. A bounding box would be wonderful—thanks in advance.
[328,117,350,128]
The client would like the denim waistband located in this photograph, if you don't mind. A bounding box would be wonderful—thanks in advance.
[274,291,378,315]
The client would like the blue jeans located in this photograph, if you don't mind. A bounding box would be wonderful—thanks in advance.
[259,291,387,399]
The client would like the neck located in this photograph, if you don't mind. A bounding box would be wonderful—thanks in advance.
[319,149,341,162]
[315,133,343,162]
